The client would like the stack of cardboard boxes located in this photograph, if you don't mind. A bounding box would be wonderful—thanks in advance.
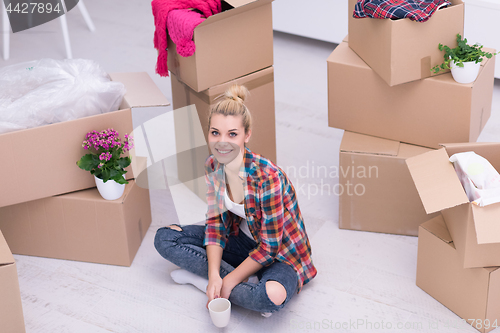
[407,144,500,333]
[0,230,25,332]
[0,72,169,267]
[328,1,499,330]
[327,0,496,237]
[0,72,170,331]
[167,0,276,201]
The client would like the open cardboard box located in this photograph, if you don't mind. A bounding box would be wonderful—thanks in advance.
[327,41,495,149]
[0,72,170,208]
[348,0,464,86]
[171,66,276,202]
[167,0,274,92]
[0,180,151,266]
[408,143,500,268]
[0,230,25,333]
[339,131,438,236]
[418,214,500,333]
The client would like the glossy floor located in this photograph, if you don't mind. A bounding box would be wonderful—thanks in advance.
[4,1,500,332]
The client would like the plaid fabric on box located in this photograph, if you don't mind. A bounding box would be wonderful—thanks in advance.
[353,0,451,22]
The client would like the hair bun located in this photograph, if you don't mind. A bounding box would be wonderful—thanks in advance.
[208,83,252,134]
[225,84,249,103]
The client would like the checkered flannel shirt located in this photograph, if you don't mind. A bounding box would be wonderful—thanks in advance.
[353,0,451,22]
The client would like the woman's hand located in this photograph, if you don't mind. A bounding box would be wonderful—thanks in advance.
[220,272,241,300]
[206,273,223,309]
[206,245,224,308]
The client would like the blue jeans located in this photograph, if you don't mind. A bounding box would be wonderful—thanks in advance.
[154,225,298,313]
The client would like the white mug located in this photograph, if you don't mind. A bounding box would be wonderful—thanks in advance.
[208,298,231,328]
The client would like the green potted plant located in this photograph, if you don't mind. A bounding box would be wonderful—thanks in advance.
[77,128,134,200]
[431,34,499,84]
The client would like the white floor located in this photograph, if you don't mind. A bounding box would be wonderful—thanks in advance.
[3,1,500,332]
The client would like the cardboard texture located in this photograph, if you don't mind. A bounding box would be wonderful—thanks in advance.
[0,72,170,208]
[348,0,464,86]
[417,215,500,333]
[327,41,495,149]
[0,180,151,266]
[167,0,274,92]
[339,131,438,236]
[171,66,276,163]
[0,231,26,333]
[171,66,276,202]
[407,143,500,268]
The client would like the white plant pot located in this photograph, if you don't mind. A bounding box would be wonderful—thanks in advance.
[450,60,481,84]
[94,175,126,200]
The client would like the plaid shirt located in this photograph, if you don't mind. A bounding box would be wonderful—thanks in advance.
[203,147,317,292]
[353,0,451,22]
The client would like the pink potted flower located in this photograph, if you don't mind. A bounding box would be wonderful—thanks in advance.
[76,128,134,200]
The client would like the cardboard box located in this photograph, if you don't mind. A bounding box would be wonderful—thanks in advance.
[171,66,276,162]
[167,0,274,92]
[407,143,500,268]
[417,215,500,333]
[171,66,276,202]
[0,230,25,333]
[0,180,151,266]
[339,131,438,236]
[348,0,464,86]
[327,41,495,149]
[0,72,169,208]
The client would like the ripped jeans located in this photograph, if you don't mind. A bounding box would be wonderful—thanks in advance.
[154,225,298,313]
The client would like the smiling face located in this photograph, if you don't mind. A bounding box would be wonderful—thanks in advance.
[208,114,251,164]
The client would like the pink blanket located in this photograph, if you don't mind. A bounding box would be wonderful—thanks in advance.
[167,9,205,58]
[152,0,221,77]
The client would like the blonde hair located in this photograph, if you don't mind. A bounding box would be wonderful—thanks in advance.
[208,84,252,134]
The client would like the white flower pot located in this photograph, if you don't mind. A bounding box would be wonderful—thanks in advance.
[94,175,126,200]
[450,60,481,84]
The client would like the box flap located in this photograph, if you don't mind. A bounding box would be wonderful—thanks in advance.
[485,266,499,273]
[109,72,170,108]
[0,231,15,265]
[406,148,469,214]
[441,142,500,171]
[471,204,500,244]
[398,142,434,159]
[441,142,500,151]
[56,181,135,204]
[420,214,453,244]
[226,0,260,6]
[486,265,500,326]
[199,0,273,26]
[340,131,400,156]
[327,41,369,69]
[206,66,274,100]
